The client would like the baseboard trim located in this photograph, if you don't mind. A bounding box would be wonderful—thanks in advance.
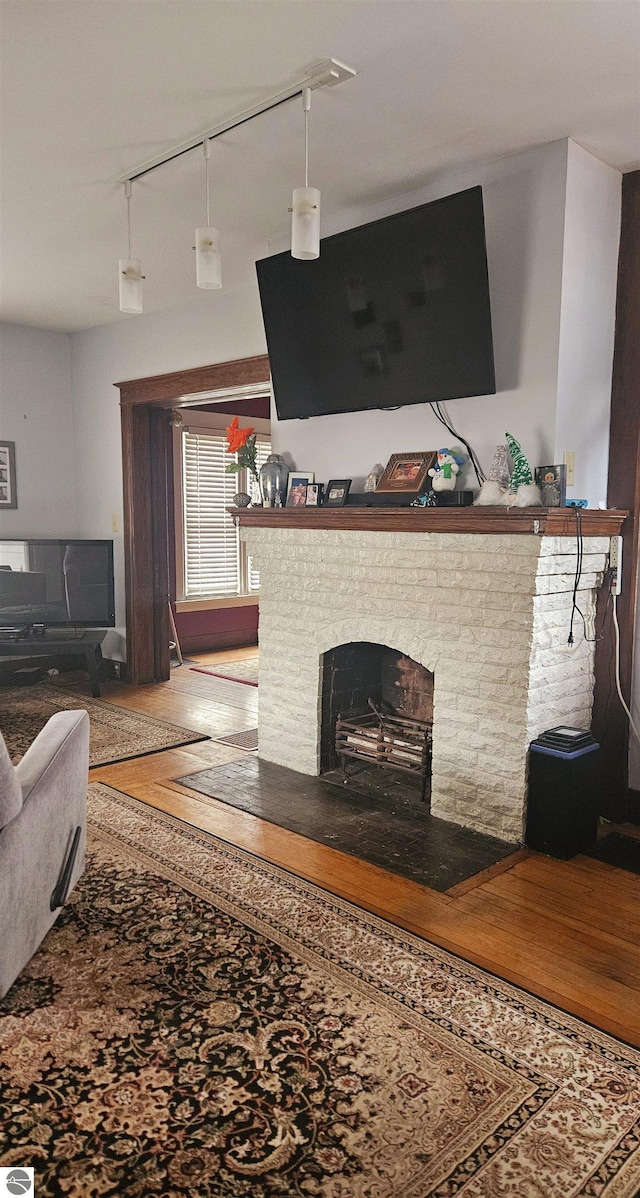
[180,630,259,654]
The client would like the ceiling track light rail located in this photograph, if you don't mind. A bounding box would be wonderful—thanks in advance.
[117,58,355,313]
[118,59,355,185]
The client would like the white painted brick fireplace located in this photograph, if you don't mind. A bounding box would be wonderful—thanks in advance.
[240,515,612,842]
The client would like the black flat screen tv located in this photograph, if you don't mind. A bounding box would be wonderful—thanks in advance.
[0,539,115,629]
[256,185,496,421]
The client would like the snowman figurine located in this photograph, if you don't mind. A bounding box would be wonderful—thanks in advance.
[428,448,466,492]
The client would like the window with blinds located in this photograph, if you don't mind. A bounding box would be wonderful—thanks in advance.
[181,427,271,599]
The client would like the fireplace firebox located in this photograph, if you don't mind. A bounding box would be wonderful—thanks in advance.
[321,642,434,801]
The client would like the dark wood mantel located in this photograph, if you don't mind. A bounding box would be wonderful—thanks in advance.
[232,506,627,536]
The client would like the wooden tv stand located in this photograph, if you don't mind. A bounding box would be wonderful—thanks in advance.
[0,629,107,697]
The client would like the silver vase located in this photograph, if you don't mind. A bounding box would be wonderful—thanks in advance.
[259,454,289,508]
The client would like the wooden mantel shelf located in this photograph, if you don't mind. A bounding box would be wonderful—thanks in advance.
[230,506,627,536]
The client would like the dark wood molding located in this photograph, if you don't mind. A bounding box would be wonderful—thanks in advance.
[120,356,269,684]
[121,404,155,685]
[180,629,259,654]
[116,355,271,407]
[592,170,640,819]
[231,506,626,536]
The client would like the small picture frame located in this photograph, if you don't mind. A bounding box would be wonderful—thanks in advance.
[376,451,437,495]
[305,483,324,506]
[0,442,17,509]
[535,464,567,508]
[325,479,351,507]
[286,472,314,507]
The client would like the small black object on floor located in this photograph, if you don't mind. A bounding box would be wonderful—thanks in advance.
[176,757,519,892]
[585,833,640,876]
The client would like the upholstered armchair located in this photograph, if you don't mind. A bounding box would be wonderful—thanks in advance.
[0,709,90,999]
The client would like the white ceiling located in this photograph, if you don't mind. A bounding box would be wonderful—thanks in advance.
[1,0,639,333]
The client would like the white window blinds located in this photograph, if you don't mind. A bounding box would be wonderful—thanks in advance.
[181,427,271,599]
[182,429,240,598]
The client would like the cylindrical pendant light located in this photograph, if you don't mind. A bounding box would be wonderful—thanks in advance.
[119,182,143,314]
[291,88,320,260]
[196,139,222,289]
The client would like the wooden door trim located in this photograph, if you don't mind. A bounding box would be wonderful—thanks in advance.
[117,356,271,684]
[117,355,271,407]
[592,170,640,818]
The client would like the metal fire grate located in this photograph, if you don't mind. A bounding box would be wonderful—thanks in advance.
[335,700,432,803]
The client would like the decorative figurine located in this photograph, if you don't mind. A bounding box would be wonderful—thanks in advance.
[474,444,511,505]
[427,448,466,492]
[364,462,384,492]
[505,432,542,507]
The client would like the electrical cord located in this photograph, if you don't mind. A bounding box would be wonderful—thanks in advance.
[567,508,584,644]
[567,507,607,645]
[612,591,640,747]
[428,401,485,487]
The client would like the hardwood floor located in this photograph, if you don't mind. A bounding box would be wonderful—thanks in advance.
[86,649,640,1048]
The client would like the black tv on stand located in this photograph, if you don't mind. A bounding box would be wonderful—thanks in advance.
[0,539,114,694]
[0,538,115,631]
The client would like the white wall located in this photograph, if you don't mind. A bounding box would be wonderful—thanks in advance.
[269,140,570,492]
[0,322,77,537]
[555,141,621,506]
[70,258,268,657]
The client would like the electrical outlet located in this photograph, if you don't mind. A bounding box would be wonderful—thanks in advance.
[112,513,120,533]
[610,535,623,595]
[563,451,575,486]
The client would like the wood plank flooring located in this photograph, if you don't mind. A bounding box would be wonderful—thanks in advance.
[85,648,640,1047]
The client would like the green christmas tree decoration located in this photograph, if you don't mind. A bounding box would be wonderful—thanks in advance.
[505,432,533,492]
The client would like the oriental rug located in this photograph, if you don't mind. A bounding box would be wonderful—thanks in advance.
[1,783,639,1197]
[0,684,208,767]
[190,655,259,686]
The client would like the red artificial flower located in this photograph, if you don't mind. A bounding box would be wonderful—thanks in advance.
[225,417,255,455]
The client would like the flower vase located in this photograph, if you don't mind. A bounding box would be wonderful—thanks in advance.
[232,491,252,508]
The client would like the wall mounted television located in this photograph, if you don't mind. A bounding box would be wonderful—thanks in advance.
[0,539,115,629]
[256,185,496,421]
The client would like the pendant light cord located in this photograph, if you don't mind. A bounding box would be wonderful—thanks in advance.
[303,87,311,188]
[204,139,211,226]
[125,180,133,259]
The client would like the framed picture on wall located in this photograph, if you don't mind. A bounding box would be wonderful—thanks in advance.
[0,442,17,509]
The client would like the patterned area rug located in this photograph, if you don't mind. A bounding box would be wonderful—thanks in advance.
[0,684,208,767]
[1,784,639,1197]
[190,656,259,686]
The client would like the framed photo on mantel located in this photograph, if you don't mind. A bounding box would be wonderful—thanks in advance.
[376,451,437,495]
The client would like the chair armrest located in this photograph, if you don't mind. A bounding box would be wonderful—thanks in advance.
[15,709,90,803]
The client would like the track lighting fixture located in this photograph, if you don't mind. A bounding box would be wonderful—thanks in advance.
[117,59,355,313]
[195,139,222,289]
[290,88,320,260]
[118,181,144,315]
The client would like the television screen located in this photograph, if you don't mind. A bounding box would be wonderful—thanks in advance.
[0,539,115,628]
[256,185,496,421]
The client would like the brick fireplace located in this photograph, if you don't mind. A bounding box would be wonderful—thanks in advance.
[236,508,621,842]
